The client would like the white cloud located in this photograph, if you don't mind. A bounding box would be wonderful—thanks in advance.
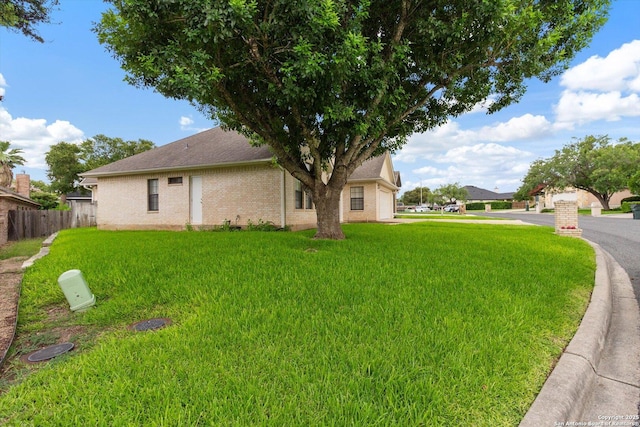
[554,90,640,129]
[476,114,552,142]
[179,116,194,127]
[179,115,210,133]
[555,40,640,129]
[0,74,84,170]
[394,114,550,163]
[403,143,533,192]
[560,40,640,92]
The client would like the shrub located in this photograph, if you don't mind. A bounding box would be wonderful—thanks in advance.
[621,195,640,204]
[465,202,485,210]
[621,202,640,213]
[465,202,512,210]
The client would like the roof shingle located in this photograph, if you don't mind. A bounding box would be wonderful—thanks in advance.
[82,127,273,177]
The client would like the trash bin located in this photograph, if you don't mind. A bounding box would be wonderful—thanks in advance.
[58,269,96,312]
[632,204,640,220]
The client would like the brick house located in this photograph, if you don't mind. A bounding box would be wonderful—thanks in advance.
[0,174,40,245]
[80,127,401,231]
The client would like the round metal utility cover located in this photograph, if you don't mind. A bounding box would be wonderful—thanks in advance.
[27,342,74,362]
[131,318,171,332]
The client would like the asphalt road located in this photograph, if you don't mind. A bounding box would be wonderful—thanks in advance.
[484,211,640,296]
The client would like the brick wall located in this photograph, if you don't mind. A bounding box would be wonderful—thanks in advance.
[95,165,320,230]
[342,182,378,222]
[554,200,582,237]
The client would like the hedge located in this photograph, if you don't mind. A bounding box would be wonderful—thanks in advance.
[621,202,640,213]
[466,201,513,210]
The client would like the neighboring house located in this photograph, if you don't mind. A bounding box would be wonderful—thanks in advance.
[0,174,40,245]
[464,185,515,203]
[541,187,633,209]
[80,127,401,231]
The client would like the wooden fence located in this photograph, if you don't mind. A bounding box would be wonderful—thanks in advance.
[8,203,97,241]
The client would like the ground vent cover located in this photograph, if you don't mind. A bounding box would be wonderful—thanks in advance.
[27,342,74,362]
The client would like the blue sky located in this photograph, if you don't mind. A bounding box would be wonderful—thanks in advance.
[1,1,639,194]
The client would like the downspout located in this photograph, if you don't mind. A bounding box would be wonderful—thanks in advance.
[280,168,286,228]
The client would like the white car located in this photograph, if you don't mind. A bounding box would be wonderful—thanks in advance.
[415,205,431,212]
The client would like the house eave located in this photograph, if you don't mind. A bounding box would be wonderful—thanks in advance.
[80,158,274,178]
[0,194,41,207]
[347,177,400,191]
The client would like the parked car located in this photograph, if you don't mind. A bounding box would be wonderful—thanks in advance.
[444,204,459,212]
[415,205,431,212]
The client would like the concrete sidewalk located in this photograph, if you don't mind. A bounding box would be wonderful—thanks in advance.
[520,242,640,425]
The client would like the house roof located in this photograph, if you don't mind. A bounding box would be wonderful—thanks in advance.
[81,127,274,177]
[464,185,515,201]
[81,127,400,190]
[348,153,400,190]
[0,186,40,207]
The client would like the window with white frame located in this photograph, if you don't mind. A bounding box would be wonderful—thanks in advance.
[350,186,364,210]
[148,179,159,211]
[295,180,314,209]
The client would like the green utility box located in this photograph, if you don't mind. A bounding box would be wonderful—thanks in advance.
[58,269,96,312]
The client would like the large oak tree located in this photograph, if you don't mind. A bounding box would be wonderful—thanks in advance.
[515,135,640,210]
[96,0,609,239]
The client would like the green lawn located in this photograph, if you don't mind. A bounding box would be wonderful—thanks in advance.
[0,224,594,426]
[395,213,507,220]
[0,238,45,260]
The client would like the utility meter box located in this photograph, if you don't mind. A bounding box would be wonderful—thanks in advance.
[58,269,96,312]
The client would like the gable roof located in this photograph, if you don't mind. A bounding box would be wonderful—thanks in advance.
[348,152,400,189]
[0,186,40,207]
[81,127,273,177]
[81,127,400,190]
[464,185,514,201]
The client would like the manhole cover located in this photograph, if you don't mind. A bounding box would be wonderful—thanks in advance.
[27,342,74,362]
[130,318,171,332]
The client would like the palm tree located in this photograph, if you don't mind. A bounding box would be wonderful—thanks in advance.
[0,141,26,188]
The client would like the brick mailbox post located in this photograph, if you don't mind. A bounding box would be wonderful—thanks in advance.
[554,200,582,237]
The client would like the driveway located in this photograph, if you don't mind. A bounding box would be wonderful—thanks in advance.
[482,211,640,295]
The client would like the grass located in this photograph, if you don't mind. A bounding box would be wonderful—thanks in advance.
[0,224,594,426]
[0,238,45,260]
[577,208,624,215]
[395,213,507,220]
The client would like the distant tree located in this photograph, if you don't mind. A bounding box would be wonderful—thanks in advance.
[515,135,640,210]
[0,141,26,187]
[513,159,552,201]
[46,135,155,197]
[45,142,83,198]
[435,183,468,204]
[80,134,155,171]
[30,190,59,209]
[0,0,59,43]
[629,171,640,196]
[30,179,51,192]
[401,186,431,205]
[96,0,610,239]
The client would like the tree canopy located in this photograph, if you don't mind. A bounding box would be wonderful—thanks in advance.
[435,183,468,204]
[46,135,155,196]
[0,0,58,43]
[96,0,610,238]
[515,135,640,210]
[401,186,431,206]
[80,134,155,171]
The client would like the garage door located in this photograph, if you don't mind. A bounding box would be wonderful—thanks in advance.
[379,189,393,220]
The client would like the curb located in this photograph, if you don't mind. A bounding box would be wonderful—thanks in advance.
[21,232,58,270]
[519,241,613,425]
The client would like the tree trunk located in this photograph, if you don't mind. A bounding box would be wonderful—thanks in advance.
[0,165,12,188]
[589,190,611,210]
[313,184,345,240]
